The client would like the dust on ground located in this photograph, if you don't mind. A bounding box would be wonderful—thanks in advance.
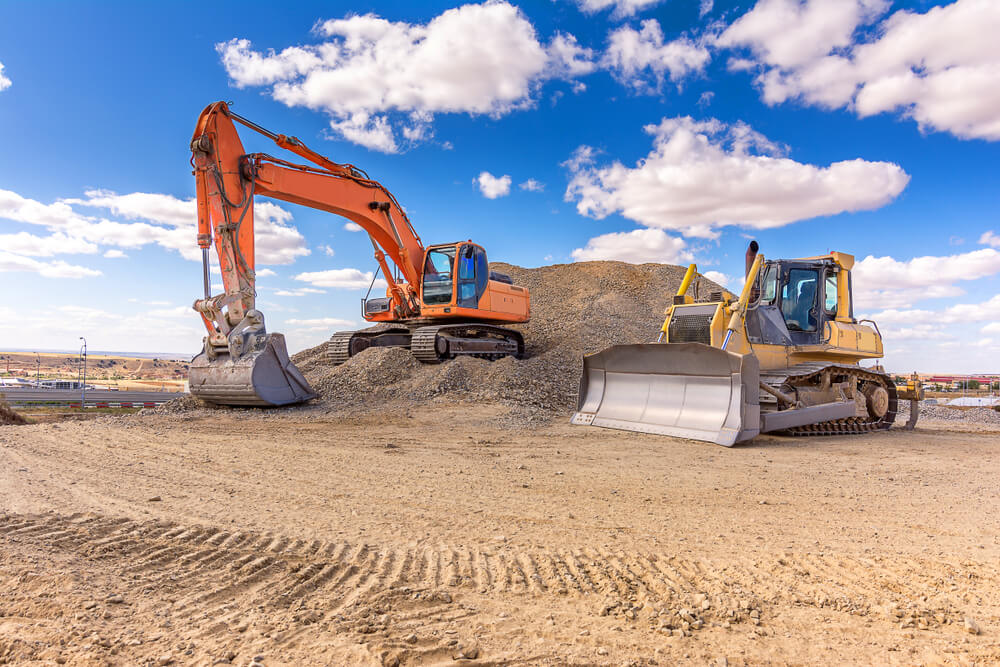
[1,406,999,665]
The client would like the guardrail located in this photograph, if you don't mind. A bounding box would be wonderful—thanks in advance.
[1,388,178,408]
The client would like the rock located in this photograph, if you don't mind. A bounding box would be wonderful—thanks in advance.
[106,594,124,604]
[452,641,480,660]
[157,654,174,666]
[964,617,981,635]
[148,496,162,502]
[596,647,609,656]
[404,633,418,644]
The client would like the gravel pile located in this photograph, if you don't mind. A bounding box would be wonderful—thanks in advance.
[293,260,721,413]
[898,401,1000,425]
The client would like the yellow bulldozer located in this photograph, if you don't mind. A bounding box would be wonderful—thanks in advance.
[571,242,923,446]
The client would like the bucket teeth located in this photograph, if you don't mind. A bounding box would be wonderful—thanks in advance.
[189,333,316,407]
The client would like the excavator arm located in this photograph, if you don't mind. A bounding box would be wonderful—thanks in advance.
[187,101,427,406]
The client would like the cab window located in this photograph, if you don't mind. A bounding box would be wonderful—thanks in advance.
[759,264,778,303]
[824,273,838,314]
[422,247,455,305]
[781,269,818,331]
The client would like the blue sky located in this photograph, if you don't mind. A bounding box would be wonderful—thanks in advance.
[0,0,998,372]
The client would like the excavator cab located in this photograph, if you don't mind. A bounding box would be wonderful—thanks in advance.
[420,242,490,310]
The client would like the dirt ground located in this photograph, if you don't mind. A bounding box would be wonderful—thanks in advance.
[1,406,998,666]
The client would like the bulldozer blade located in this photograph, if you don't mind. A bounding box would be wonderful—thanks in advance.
[570,342,760,446]
[189,333,317,407]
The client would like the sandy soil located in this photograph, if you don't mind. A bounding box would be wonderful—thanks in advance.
[1,406,999,666]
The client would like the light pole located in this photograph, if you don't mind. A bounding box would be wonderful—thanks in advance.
[79,337,87,409]
[35,353,40,388]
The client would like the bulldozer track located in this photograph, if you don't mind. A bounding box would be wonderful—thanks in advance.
[2,511,990,645]
[762,364,898,437]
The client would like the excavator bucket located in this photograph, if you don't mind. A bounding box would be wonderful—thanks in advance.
[570,342,761,446]
[189,333,317,407]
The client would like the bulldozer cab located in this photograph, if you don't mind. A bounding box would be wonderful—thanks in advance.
[747,258,848,347]
[421,242,489,309]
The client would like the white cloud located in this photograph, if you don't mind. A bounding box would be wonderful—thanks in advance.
[699,0,714,17]
[320,244,336,257]
[0,231,98,256]
[0,250,102,279]
[603,20,711,91]
[980,231,1000,248]
[477,172,512,199]
[256,268,277,277]
[274,287,326,297]
[0,304,204,354]
[564,116,908,239]
[102,249,127,259]
[293,268,386,289]
[343,222,363,232]
[519,179,545,192]
[62,190,309,265]
[868,294,1000,325]
[719,0,1000,141]
[982,322,1000,335]
[575,0,664,18]
[218,3,594,152]
[285,317,356,332]
[701,270,731,287]
[853,249,1000,310]
[0,62,11,91]
[571,228,692,264]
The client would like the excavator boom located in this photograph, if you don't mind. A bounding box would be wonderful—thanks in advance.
[186,101,530,406]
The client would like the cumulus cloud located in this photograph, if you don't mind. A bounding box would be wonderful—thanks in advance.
[477,172,512,199]
[0,250,102,279]
[563,116,908,238]
[293,267,386,289]
[0,187,311,280]
[719,0,1000,141]
[571,228,692,264]
[44,189,307,265]
[853,248,1000,310]
[285,317,356,332]
[519,179,545,192]
[256,268,277,277]
[603,20,711,91]
[980,230,1000,248]
[344,222,363,232]
[0,231,98,257]
[320,244,335,257]
[575,0,664,18]
[218,3,594,152]
[274,287,326,297]
[701,270,731,287]
[0,62,10,91]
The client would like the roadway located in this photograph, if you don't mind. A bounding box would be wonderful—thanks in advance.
[0,388,180,407]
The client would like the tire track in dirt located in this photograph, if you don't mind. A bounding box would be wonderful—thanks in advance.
[2,510,993,656]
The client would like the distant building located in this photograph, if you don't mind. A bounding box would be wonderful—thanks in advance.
[0,377,35,387]
[37,379,96,390]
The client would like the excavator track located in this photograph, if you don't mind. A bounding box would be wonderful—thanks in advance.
[326,325,412,366]
[762,363,898,436]
[411,324,524,364]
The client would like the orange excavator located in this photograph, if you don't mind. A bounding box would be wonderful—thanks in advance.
[188,102,530,407]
